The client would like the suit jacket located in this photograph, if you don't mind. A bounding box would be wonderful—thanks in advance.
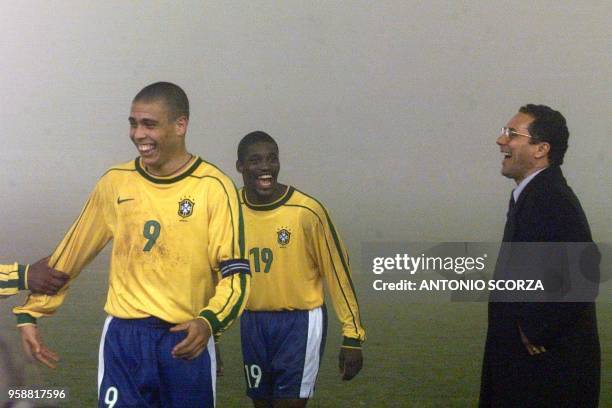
[480,166,600,408]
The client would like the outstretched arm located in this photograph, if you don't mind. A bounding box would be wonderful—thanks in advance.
[13,180,112,324]
[19,324,60,369]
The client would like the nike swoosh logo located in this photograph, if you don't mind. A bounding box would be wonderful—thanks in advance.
[117,197,135,204]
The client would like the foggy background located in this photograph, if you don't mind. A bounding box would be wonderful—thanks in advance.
[1,1,610,266]
[1,2,610,405]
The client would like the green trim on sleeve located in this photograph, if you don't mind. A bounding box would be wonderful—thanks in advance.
[220,272,248,329]
[197,315,214,336]
[199,310,222,334]
[187,173,239,258]
[236,186,245,258]
[17,264,28,290]
[0,280,19,290]
[342,337,362,348]
[16,313,37,325]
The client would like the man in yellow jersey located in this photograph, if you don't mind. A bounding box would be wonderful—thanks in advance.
[236,131,365,408]
[1,258,67,405]
[1,257,68,298]
[13,82,250,407]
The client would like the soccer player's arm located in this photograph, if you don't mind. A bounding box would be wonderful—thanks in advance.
[197,177,251,337]
[0,263,28,298]
[311,206,365,347]
[13,179,113,325]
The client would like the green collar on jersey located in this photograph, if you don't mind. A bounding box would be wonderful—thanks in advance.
[135,156,202,184]
[242,186,295,211]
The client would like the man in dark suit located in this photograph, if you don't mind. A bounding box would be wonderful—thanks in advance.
[479,104,600,407]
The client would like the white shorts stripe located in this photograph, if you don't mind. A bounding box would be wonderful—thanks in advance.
[97,316,113,398]
[300,307,323,398]
[208,336,217,407]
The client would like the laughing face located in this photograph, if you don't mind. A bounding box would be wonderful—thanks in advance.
[497,112,544,184]
[237,141,286,204]
[129,100,187,174]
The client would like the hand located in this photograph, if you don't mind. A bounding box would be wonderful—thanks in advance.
[339,347,363,380]
[215,343,224,376]
[20,325,60,369]
[27,257,70,295]
[518,324,547,355]
[170,318,211,360]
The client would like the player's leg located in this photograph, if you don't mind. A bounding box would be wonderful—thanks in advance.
[271,307,327,406]
[158,331,216,408]
[241,310,274,405]
[97,317,161,407]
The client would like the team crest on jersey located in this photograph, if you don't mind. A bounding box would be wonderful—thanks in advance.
[277,227,291,247]
[178,197,195,218]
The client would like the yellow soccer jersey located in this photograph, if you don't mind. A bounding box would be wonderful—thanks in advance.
[14,156,250,334]
[241,186,365,346]
[0,263,28,297]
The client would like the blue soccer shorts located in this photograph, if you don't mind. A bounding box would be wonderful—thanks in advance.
[241,306,328,400]
[97,316,216,407]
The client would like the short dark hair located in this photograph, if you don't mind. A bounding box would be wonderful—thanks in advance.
[519,104,569,166]
[237,131,278,162]
[133,82,189,121]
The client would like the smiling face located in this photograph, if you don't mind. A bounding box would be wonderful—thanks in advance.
[496,112,549,184]
[129,100,188,175]
[237,141,286,204]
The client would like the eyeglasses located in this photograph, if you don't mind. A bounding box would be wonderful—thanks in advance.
[500,127,532,140]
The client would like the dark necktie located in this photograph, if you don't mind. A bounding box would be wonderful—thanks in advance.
[494,191,518,284]
[502,191,517,242]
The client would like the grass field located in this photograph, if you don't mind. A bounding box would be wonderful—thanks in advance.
[1,257,610,407]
